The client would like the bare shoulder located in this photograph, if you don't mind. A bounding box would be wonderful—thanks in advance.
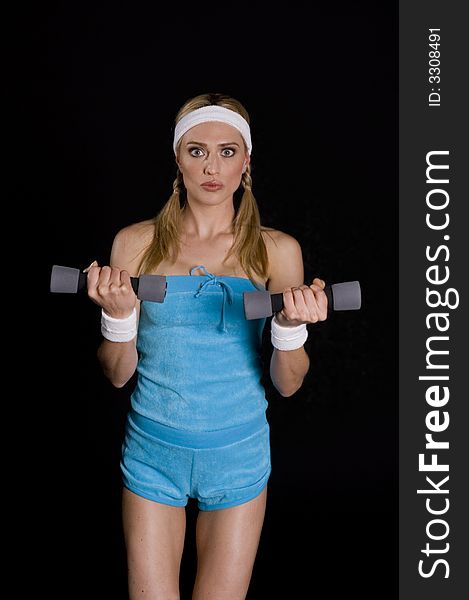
[260,227,304,291]
[261,226,303,266]
[110,219,155,275]
[261,226,301,252]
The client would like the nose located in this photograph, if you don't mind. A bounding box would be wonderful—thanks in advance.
[203,153,220,175]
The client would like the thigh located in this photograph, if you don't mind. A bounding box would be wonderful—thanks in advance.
[193,421,271,511]
[122,488,186,599]
[192,486,268,600]
[121,412,193,507]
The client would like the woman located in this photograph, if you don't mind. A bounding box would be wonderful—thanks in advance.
[86,92,328,599]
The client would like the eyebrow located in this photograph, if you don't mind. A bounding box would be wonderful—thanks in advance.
[185,141,241,148]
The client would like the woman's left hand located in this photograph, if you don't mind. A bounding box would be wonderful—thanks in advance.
[274,278,328,327]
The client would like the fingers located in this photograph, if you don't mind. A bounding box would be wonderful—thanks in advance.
[83,260,98,273]
[279,279,328,325]
[86,262,101,291]
[95,266,129,297]
[311,277,326,291]
[108,266,123,290]
[85,262,136,317]
[313,285,329,320]
[116,269,132,294]
[120,269,132,294]
[282,285,316,322]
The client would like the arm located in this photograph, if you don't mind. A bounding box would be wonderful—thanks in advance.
[265,231,327,397]
[89,223,152,388]
[97,333,138,389]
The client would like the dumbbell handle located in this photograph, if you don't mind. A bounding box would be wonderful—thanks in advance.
[50,265,167,303]
[270,285,334,313]
[243,281,361,320]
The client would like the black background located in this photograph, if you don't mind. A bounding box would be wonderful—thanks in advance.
[36,2,397,598]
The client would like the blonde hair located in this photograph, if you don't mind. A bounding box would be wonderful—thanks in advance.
[138,93,269,283]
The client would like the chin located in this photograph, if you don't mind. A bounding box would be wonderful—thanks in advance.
[189,190,233,205]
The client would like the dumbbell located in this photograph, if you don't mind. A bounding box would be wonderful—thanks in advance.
[50,265,167,303]
[243,281,361,320]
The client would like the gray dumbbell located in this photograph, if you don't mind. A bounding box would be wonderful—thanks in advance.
[243,281,361,320]
[50,265,167,303]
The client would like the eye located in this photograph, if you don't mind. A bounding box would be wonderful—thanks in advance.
[188,147,204,157]
[221,147,236,157]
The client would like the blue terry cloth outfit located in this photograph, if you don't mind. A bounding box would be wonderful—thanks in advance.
[121,266,271,510]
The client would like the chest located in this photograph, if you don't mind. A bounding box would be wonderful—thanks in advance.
[156,236,248,279]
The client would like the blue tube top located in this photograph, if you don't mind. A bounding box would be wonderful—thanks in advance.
[130,266,268,432]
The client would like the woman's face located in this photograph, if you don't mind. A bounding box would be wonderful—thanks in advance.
[177,121,249,204]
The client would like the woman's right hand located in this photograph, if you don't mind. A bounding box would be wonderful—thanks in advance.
[84,260,137,319]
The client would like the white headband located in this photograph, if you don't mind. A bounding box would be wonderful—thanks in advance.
[173,105,252,155]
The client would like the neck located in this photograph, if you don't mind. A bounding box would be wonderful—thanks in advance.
[181,200,235,241]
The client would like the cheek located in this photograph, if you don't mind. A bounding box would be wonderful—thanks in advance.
[178,160,197,179]
[228,159,245,177]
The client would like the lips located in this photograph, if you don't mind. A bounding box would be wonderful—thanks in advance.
[201,181,223,191]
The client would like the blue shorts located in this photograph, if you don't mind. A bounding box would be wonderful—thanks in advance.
[121,410,272,511]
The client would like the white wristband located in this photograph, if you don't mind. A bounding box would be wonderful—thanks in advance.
[101,307,137,342]
[271,314,308,351]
